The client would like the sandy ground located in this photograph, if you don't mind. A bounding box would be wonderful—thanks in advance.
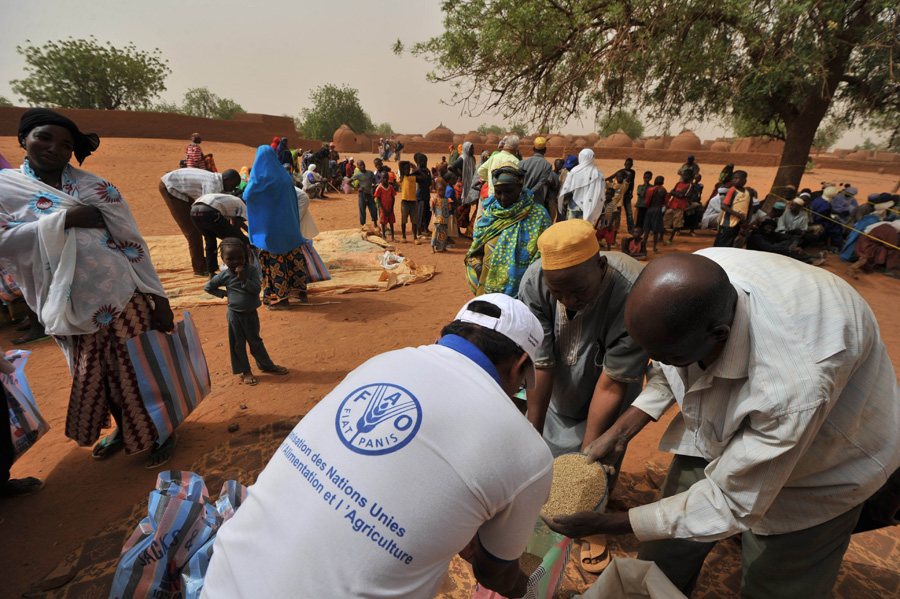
[1,137,900,597]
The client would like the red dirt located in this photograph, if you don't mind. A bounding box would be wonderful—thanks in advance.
[1,138,899,597]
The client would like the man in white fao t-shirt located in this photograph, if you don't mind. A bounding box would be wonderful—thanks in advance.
[201,294,554,599]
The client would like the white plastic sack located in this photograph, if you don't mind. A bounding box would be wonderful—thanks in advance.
[379,250,405,270]
[578,558,687,599]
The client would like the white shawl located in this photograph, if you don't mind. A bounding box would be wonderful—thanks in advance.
[559,149,605,225]
[294,187,319,240]
[0,162,166,337]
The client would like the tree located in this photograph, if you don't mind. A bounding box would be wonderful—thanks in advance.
[402,0,899,204]
[369,122,394,137]
[508,121,529,137]
[476,124,504,136]
[812,120,847,152]
[297,84,374,140]
[597,109,644,140]
[0,96,12,107]
[180,87,246,120]
[10,37,170,110]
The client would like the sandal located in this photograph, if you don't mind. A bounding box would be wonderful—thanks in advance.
[264,302,290,311]
[580,534,612,573]
[240,372,259,386]
[13,333,50,345]
[262,365,289,375]
[92,432,125,460]
[145,434,177,470]
[1,477,45,498]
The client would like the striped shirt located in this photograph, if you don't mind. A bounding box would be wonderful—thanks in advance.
[629,247,900,542]
[194,194,246,219]
[185,143,205,169]
[161,168,223,202]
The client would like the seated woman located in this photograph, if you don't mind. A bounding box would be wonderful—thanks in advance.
[850,217,900,280]
[465,164,551,298]
[0,108,177,468]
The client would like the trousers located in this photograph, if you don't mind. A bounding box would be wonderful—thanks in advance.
[227,309,275,375]
[637,455,863,599]
[190,209,248,275]
[158,181,206,274]
[358,191,377,225]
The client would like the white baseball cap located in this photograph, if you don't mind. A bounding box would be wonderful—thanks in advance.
[454,293,543,388]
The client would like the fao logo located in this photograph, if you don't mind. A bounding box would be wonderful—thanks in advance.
[335,383,422,456]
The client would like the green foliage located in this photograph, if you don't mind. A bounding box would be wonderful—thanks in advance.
[0,96,13,107]
[148,101,182,114]
[297,84,374,141]
[10,37,170,110]
[597,110,644,140]
[477,123,504,136]
[180,87,245,120]
[403,0,899,192]
[508,122,529,137]
[731,114,786,140]
[812,120,846,152]
[370,122,394,136]
[853,138,884,151]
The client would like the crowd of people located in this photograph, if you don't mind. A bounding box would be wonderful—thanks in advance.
[2,110,900,599]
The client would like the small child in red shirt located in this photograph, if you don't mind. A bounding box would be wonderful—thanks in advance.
[374,175,396,241]
[622,227,648,260]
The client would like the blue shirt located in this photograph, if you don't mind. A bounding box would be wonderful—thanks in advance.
[437,334,502,388]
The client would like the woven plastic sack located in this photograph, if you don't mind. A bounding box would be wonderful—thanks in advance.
[577,558,687,599]
[473,519,574,599]
[4,350,48,463]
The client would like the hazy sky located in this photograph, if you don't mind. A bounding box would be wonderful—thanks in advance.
[0,0,880,147]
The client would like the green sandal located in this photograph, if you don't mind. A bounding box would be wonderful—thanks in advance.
[91,433,125,460]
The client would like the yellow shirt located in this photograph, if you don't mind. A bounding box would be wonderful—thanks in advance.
[400,177,417,202]
[718,188,751,228]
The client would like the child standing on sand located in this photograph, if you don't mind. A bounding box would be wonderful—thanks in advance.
[205,238,288,386]
[374,174,396,241]
[431,178,451,252]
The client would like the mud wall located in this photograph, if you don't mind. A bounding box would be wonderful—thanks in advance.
[381,140,900,176]
[0,107,322,149]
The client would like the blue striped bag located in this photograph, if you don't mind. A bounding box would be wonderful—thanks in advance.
[126,312,211,444]
[300,239,332,283]
[109,471,219,599]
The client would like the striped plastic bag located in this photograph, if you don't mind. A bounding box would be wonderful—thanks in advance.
[473,519,573,599]
[3,350,49,463]
[109,471,219,599]
[126,312,211,445]
[181,480,250,599]
[300,239,331,283]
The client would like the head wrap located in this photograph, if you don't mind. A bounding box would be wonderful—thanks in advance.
[868,193,881,202]
[244,145,303,254]
[457,144,463,153]
[533,137,547,150]
[18,108,100,165]
[773,202,786,210]
[792,198,805,206]
[491,163,525,186]
[799,192,811,199]
[823,186,839,201]
[875,201,894,210]
[845,186,858,196]
[239,166,250,182]
[537,220,600,271]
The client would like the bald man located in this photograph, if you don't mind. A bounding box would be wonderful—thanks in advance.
[545,248,900,599]
[518,219,648,457]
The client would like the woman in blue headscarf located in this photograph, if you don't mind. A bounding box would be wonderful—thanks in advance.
[245,145,308,309]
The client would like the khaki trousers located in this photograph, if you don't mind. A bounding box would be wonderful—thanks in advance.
[158,181,206,274]
[637,455,862,599]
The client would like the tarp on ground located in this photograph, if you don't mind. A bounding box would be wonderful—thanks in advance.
[146,229,434,310]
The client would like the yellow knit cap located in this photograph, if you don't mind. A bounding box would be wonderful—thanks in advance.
[538,219,600,271]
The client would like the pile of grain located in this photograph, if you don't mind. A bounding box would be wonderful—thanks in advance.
[542,452,608,517]
[518,552,543,575]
